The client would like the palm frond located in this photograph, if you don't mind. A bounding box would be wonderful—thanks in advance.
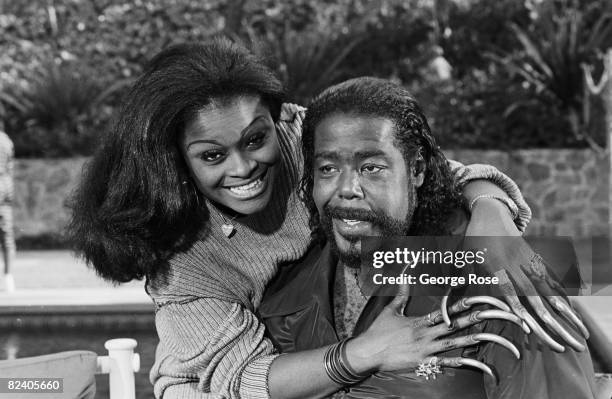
[492,0,611,148]
[509,23,554,81]
[585,12,612,50]
[272,29,359,103]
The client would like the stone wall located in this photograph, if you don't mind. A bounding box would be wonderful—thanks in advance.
[12,150,609,241]
[14,157,87,239]
[445,149,608,237]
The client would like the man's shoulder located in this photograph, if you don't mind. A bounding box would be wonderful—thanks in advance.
[260,241,333,317]
[447,207,469,236]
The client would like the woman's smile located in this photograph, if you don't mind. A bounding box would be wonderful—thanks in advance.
[224,168,269,199]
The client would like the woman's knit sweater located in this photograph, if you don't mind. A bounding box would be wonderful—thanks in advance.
[147,104,531,399]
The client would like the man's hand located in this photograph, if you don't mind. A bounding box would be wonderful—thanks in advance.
[462,197,589,352]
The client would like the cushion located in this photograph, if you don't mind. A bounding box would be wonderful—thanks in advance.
[0,351,97,399]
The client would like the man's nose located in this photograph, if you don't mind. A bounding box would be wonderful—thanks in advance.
[337,170,364,199]
[228,152,257,177]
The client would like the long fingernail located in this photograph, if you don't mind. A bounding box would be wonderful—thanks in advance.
[464,296,511,312]
[475,333,521,360]
[477,310,522,329]
[522,321,531,334]
[579,323,590,340]
[558,302,590,339]
[441,291,452,327]
[542,314,585,352]
[524,313,565,353]
[459,358,495,379]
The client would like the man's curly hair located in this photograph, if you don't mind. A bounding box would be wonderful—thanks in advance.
[300,77,463,240]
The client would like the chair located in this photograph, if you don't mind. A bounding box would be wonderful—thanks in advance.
[0,338,140,399]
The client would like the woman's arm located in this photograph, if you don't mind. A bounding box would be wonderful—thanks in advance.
[448,160,531,232]
[151,298,277,398]
[446,161,588,352]
[276,103,306,188]
[152,297,364,399]
[152,294,515,398]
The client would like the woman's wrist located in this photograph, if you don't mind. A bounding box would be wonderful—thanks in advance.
[469,194,519,221]
[470,197,520,236]
[323,338,371,385]
[343,334,380,375]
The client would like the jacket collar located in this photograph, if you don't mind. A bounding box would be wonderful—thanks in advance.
[258,241,337,318]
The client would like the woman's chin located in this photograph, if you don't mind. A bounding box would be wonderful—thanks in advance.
[232,200,269,216]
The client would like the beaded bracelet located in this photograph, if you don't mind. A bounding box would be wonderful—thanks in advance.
[324,338,370,386]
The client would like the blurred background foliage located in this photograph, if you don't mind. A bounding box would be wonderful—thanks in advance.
[0,0,609,157]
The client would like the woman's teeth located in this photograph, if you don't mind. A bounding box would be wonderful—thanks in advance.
[229,177,264,196]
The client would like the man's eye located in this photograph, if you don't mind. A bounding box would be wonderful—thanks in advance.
[200,151,224,162]
[318,165,337,175]
[361,164,384,174]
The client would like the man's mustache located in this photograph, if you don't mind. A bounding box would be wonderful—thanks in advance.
[322,204,413,238]
[323,205,382,223]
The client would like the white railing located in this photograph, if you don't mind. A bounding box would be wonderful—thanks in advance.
[96,338,140,399]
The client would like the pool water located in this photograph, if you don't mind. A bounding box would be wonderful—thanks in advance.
[0,327,158,399]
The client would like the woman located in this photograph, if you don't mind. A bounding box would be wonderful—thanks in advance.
[69,38,533,398]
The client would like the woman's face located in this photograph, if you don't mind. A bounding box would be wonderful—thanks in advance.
[180,95,280,215]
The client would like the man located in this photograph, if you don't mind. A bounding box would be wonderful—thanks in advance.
[259,77,596,398]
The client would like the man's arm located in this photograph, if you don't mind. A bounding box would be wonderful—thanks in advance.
[477,316,596,399]
[447,161,589,352]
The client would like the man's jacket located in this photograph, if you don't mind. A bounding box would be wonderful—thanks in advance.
[259,240,596,398]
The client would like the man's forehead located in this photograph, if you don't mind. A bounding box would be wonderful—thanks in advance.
[313,113,396,146]
[314,148,389,160]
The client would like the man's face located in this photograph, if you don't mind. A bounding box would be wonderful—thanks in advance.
[312,113,424,267]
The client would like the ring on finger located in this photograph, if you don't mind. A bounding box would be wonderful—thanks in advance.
[427,312,437,326]
[416,357,443,380]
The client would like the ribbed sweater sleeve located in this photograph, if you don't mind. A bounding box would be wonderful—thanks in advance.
[152,298,278,399]
[448,159,532,233]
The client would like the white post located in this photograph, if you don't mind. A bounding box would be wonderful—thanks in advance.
[3,274,14,292]
[96,338,140,399]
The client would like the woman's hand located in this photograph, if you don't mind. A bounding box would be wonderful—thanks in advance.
[463,197,589,352]
[345,284,522,378]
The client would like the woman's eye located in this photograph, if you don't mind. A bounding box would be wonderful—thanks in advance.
[361,164,384,174]
[200,151,224,162]
[247,133,266,148]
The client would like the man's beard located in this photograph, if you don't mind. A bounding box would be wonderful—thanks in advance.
[321,204,414,269]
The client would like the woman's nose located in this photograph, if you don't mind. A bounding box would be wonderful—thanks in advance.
[228,152,257,177]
